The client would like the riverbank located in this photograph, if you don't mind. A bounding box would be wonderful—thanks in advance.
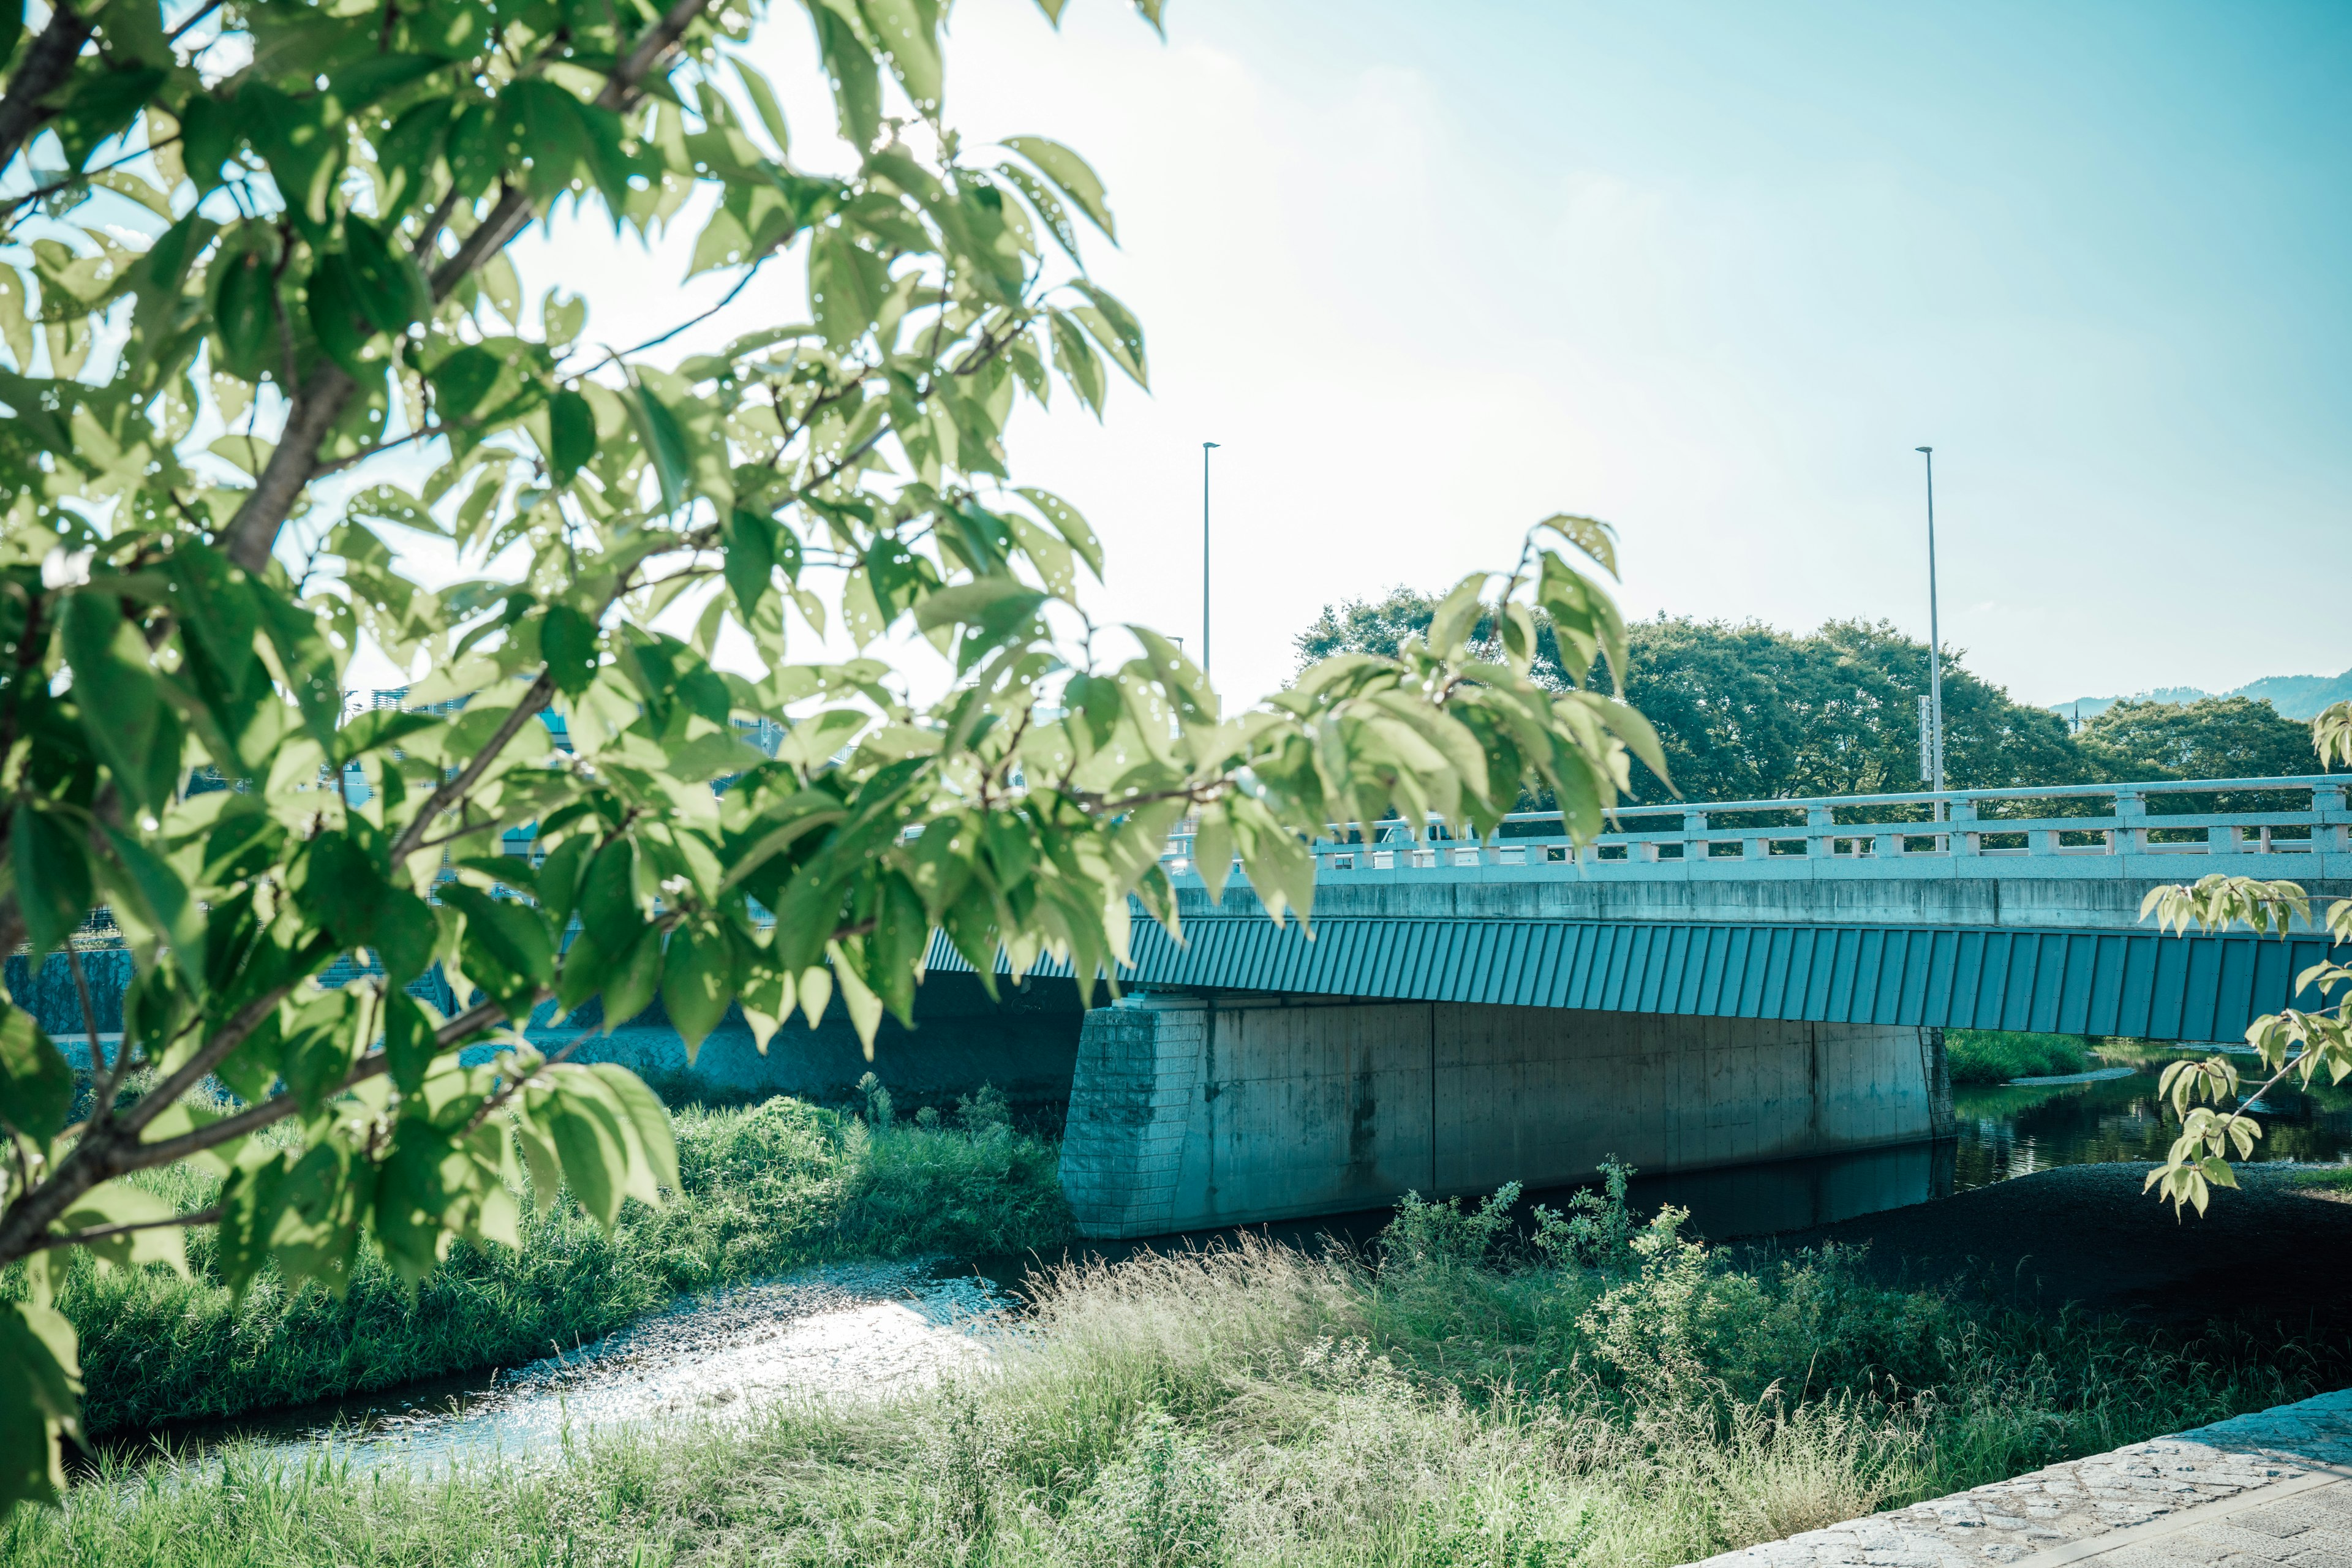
[1771,1161,2352,1329]
[10,1174,2336,1568]
[42,1092,1069,1438]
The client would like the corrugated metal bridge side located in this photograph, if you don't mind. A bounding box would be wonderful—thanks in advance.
[933,918,2351,1044]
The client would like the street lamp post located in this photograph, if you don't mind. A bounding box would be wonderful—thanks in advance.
[1915,445,1945,817]
[1202,441,1219,685]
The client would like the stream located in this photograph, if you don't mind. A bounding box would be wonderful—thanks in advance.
[114,1262,1011,1476]
[103,1058,2352,1477]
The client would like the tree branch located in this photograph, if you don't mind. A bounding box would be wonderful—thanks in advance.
[388,671,557,862]
[29,1204,223,1253]
[217,0,720,576]
[0,2,97,189]
[118,992,523,1175]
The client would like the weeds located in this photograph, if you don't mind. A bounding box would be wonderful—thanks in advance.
[29,1092,1069,1438]
[1947,1031,2095,1084]
[4,1163,2331,1568]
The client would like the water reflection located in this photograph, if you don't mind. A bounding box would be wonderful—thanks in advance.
[1952,1062,2352,1191]
[108,1261,1008,1476]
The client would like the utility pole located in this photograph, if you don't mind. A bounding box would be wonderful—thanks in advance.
[1915,445,1945,818]
[1202,442,1219,685]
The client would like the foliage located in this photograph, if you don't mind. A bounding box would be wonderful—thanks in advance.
[1297,603,2084,802]
[2135,700,2352,1214]
[1381,1180,1521,1270]
[0,0,1665,1499]
[1944,1031,2092,1085]
[2078,696,2342,796]
[48,1090,1066,1436]
[3,1176,2329,1567]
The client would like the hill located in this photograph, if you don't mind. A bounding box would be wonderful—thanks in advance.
[2052,669,2352,724]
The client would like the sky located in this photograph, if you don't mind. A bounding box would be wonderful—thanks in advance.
[496,0,2351,712]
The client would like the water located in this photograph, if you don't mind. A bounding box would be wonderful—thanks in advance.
[1621,1055,2352,1242]
[1952,1057,2352,1191]
[107,1058,2352,1478]
[110,1261,1011,1476]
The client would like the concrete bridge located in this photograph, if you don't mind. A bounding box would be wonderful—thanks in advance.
[946,777,2352,1237]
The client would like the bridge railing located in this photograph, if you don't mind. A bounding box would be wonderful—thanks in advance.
[1159,777,2352,878]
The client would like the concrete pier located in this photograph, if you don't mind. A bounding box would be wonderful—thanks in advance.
[1060,993,1951,1238]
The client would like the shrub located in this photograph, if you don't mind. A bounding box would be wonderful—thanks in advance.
[43,1091,1069,1437]
[1947,1031,2094,1084]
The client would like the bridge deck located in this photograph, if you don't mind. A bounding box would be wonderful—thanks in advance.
[944,777,2352,1045]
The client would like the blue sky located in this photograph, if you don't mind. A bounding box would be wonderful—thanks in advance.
[518,0,2352,709]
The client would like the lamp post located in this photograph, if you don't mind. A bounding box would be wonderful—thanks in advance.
[1915,445,1945,816]
[1202,441,1219,686]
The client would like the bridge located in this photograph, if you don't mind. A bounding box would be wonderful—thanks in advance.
[994,777,2352,1237]
[15,774,2350,1240]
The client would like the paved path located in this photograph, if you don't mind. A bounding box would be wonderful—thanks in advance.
[1691,1390,2352,1567]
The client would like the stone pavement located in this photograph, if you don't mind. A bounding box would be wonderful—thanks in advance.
[1690,1389,2352,1567]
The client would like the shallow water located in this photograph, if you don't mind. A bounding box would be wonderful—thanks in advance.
[1952,1058,2352,1191]
[110,1261,1009,1475]
[102,1057,2352,1477]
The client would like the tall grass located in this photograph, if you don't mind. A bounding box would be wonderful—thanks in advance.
[7,1174,2328,1568]
[35,1091,1069,1438]
[1946,1030,2094,1084]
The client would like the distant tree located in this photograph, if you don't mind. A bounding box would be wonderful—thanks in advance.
[2076,696,2337,783]
[1296,600,2088,803]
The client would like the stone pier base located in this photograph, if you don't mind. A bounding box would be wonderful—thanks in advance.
[1058,993,1950,1239]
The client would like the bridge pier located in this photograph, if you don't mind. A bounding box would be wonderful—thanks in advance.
[1059,993,1952,1238]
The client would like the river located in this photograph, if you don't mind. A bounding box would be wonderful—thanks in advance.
[104,1057,2352,1476]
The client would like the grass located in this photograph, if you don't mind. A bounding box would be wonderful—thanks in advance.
[7,1170,2334,1568]
[1945,1030,2096,1084]
[36,1087,1069,1439]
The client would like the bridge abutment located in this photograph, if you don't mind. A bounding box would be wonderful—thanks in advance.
[1060,993,1950,1238]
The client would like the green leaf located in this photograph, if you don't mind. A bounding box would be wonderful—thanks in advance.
[1016,488,1102,579]
[296,832,433,981]
[54,1180,187,1276]
[49,66,165,173]
[535,1069,637,1225]
[548,388,596,481]
[541,604,601,696]
[279,991,363,1110]
[723,508,778,620]
[1540,513,1619,579]
[858,0,942,111]
[813,4,883,151]
[581,837,647,959]
[0,266,32,369]
[997,162,1080,265]
[381,990,439,1097]
[210,245,276,382]
[342,217,431,336]
[0,1006,70,1145]
[1068,282,1147,385]
[810,226,890,350]
[97,822,203,964]
[1004,136,1115,241]
[1047,310,1105,418]
[12,807,91,962]
[0,1298,81,1511]
[536,834,596,930]
[440,884,556,1010]
[731,56,792,154]
[661,927,732,1060]
[61,592,177,812]
[598,926,663,1030]
[624,377,694,513]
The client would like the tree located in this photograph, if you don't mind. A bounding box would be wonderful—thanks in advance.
[2078,696,2339,785]
[2139,702,2352,1215]
[0,0,1662,1506]
[1297,600,2086,802]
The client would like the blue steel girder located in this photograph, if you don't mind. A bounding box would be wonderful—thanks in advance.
[927,918,2352,1045]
